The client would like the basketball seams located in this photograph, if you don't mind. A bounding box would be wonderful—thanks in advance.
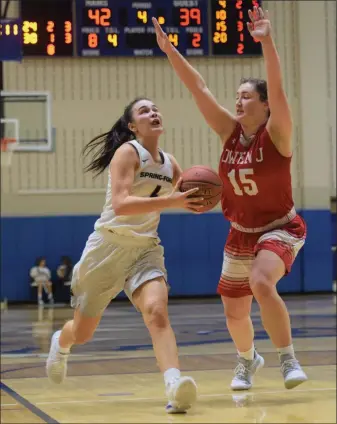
[180,165,223,212]
[188,165,221,178]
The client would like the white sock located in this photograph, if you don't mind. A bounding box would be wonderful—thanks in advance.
[164,368,181,386]
[238,345,255,360]
[56,334,70,354]
[38,294,42,300]
[277,344,295,359]
[48,293,53,300]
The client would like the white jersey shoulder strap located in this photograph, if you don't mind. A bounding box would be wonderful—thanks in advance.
[127,140,172,172]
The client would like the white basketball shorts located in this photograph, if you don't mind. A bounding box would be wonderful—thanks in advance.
[71,230,168,317]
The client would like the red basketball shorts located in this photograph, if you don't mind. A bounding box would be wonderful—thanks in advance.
[217,214,306,298]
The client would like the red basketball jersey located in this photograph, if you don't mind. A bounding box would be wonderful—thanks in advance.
[218,123,294,228]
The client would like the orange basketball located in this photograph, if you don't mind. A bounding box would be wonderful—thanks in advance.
[180,165,223,213]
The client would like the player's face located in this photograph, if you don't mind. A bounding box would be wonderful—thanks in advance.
[129,99,164,138]
[39,259,46,267]
[235,83,269,125]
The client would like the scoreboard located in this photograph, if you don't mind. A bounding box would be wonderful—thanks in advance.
[0,18,22,61]
[76,0,209,57]
[0,0,262,59]
[21,0,73,57]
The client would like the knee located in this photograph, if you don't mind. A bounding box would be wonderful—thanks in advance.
[222,297,251,322]
[250,270,275,301]
[225,309,245,322]
[142,300,169,330]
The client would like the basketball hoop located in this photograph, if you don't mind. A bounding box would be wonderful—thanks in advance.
[1,138,16,167]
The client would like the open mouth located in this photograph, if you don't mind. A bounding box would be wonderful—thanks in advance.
[151,118,161,126]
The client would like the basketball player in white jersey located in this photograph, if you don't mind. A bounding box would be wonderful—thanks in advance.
[46,97,203,413]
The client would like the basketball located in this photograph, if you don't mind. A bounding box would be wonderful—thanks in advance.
[180,165,223,212]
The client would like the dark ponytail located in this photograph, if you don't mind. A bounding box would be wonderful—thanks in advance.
[83,97,148,176]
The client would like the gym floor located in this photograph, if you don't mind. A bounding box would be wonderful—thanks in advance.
[1,294,336,423]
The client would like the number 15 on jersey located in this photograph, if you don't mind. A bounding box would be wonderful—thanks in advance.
[228,168,258,196]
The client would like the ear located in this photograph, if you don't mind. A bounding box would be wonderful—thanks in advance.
[128,122,136,133]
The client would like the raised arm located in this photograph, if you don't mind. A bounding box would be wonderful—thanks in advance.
[152,18,236,142]
[247,7,292,157]
[110,144,202,215]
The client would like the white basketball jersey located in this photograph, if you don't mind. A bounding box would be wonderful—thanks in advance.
[94,140,174,239]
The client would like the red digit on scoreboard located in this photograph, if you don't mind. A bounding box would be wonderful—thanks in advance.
[100,8,111,26]
[64,21,72,44]
[190,8,201,24]
[88,9,100,25]
[47,44,55,56]
[180,8,201,26]
[180,8,189,26]
[47,21,54,32]
[235,0,242,9]
[237,43,244,54]
[88,33,98,48]
[88,8,111,26]
[192,33,201,47]
[65,33,72,44]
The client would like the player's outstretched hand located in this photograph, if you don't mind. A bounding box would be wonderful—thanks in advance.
[247,6,271,42]
[167,178,204,212]
[152,17,173,54]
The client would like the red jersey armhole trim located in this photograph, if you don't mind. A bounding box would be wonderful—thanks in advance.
[222,122,241,150]
[264,126,293,161]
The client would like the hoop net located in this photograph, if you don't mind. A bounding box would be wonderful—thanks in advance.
[1,138,16,167]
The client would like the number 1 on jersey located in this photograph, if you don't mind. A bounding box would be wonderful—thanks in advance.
[150,185,161,197]
[228,168,258,196]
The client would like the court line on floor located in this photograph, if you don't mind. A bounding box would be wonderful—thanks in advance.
[2,334,336,356]
[2,359,336,379]
[2,346,336,359]
[0,382,59,423]
[2,387,334,407]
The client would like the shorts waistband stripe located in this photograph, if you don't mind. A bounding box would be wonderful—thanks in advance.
[231,207,296,234]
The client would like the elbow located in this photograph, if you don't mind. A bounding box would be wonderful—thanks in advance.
[112,192,133,216]
[112,202,124,216]
[111,192,126,216]
[112,199,130,216]
[192,79,207,94]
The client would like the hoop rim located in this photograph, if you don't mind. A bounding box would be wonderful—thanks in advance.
[1,138,17,151]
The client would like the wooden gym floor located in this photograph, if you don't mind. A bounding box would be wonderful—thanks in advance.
[1,295,336,423]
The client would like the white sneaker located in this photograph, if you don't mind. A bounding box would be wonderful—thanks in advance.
[165,376,197,414]
[46,330,69,384]
[280,354,308,389]
[231,352,264,391]
[38,299,44,306]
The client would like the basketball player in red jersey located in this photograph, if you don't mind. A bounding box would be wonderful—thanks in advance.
[153,6,308,390]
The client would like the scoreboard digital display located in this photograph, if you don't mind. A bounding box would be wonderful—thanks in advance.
[21,0,74,56]
[210,0,261,56]
[0,18,22,61]
[11,0,262,58]
[76,0,209,56]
